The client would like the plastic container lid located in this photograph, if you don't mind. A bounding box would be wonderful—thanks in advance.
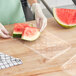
[24,31,71,61]
[62,55,76,76]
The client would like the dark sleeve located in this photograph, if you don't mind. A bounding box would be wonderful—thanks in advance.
[72,0,76,5]
[21,0,35,21]
[21,0,28,7]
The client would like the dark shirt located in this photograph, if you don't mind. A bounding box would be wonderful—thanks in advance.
[21,0,34,21]
[21,0,28,7]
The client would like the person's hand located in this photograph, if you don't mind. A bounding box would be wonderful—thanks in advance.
[0,23,11,38]
[32,3,47,32]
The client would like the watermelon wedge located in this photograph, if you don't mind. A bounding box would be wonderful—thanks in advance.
[13,23,30,38]
[21,27,40,41]
[53,8,76,28]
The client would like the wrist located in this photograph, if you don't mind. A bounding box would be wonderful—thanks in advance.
[28,0,38,6]
[31,1,37,5]
[31,3,41,14]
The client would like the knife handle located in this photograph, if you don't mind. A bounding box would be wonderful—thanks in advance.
[72,0,76,5]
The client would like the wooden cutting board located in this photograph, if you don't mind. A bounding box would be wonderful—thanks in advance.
[0,18,76,76]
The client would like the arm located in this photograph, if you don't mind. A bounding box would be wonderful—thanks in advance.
[27,0,47,32]
[27,0,38,6]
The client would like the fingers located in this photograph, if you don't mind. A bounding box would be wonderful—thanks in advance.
[36,17,47,32]
[0,23,10,38]
[36,18,40,29]
[40,18,47,32]
[42,18,47,31]
[0,30,11,38]
[0,23,9,35]
[40,19,44,32]
[1,29,9,35]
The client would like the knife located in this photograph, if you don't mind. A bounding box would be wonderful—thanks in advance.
[72,0,76,5]
[41,0,75,16]
[41,0,53,16]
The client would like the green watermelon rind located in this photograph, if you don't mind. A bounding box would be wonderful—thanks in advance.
[13,34,22,38]
[13,32,22,38]
[53,8,76,28]
[21,32,40,41]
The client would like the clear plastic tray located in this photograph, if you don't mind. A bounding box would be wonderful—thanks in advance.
[62,55,76,76]
[24,31,71,61]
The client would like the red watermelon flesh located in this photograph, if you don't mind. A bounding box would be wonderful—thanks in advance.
[14,23,29,33]
[22,27,40,41]
[13,23,30,38]
[53,8,76,27]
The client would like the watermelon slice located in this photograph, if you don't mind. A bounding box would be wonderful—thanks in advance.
[21,26,40,41]
[53,8,76,28]
[13,23,30,38]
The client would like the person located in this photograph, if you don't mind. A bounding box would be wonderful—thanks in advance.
[0,0,47,38]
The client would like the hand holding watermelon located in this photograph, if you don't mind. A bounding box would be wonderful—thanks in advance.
[32,3,47,32]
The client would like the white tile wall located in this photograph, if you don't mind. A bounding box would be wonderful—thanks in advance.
[40,0,74,9]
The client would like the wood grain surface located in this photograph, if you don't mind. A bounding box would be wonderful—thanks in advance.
[0,18,76,76]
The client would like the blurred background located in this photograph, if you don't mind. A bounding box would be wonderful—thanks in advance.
[39,0,76,18]
[23,0,76,21]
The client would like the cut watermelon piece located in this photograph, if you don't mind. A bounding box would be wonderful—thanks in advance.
[13,23,30,38]
[53,8,76,28]
[21,27,40,41]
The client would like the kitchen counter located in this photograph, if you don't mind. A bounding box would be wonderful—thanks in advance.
[0,18,76,76]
